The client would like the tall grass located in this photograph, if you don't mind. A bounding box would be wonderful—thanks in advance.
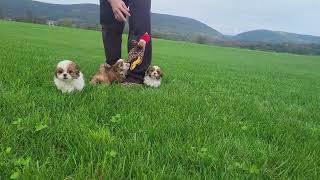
[0,21,320,179]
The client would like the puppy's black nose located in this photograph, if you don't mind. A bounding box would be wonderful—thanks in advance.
[63,74,67,77]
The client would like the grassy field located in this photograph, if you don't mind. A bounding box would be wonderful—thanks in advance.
[0,21,320,179]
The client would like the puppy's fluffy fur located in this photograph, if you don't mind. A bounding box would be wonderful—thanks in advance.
[91,59,130,85]
[144,65,163,88]
[54,60,85,93]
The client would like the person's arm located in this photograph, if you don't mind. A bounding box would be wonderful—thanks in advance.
[108,0,130,22]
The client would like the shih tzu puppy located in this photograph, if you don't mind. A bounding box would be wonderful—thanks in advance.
[144,65,163,88]
[91,59,130,85]
[54,60,85,93]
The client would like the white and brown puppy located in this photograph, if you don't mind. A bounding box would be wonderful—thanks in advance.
[144,66,163,88]
[54,60,85,93]
[91,59,130,85]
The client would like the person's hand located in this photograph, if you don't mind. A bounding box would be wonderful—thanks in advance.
[138,40,146,48]
[108,0,130,22]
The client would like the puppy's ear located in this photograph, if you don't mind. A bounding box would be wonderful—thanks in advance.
[67,62,81,79]
[105,64,112,68]
[69,62,80,74]
[117,60,124,68]
[74,64,80,76]
[55,67,63,78]
[146,66,152,75]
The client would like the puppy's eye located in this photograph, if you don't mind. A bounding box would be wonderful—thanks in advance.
[68,70,73,74]
[156,70,160,74]
[57,70,63,74]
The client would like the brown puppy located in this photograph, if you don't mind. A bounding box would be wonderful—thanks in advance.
[91,59,130,85]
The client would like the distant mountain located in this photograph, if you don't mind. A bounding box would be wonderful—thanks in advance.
[233,30,320,44]
[1,0,319,46]
[151,13,222,40]
[1,0,103,24]
[0,0,222,41]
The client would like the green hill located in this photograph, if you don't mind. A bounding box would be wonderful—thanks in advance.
[151,13,222,40]
[1,0,319,45]
[233,30,320,44]
[0,21,320,179]
[0,0,222,40]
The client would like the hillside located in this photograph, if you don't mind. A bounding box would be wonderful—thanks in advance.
[1,0,320,55]
[0,0,222,40]
[1,0,319,45]
[233,30,320,44]
[1,21,320,179]
[151,13,222,40]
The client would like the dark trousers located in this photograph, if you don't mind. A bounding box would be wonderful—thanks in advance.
[100,0,152,83]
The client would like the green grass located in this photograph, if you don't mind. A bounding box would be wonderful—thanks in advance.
[0,21,320,179]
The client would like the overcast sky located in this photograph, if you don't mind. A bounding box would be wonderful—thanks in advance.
[37,0,320,36]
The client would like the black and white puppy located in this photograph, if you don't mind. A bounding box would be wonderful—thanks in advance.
[144,65,163,88]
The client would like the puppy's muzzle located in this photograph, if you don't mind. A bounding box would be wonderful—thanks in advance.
[63,74,68,79]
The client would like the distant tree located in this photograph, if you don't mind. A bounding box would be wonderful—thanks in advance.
[58,19,74,27]
[86,24,101,31]
[0,8,3,19]
[33,16,48,24]
[25,10,33,22]
[193,35,207,45]
[151,32,162,39]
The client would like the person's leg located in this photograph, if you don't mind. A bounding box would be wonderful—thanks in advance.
[127,0,152,83]
[100,0,129,65]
